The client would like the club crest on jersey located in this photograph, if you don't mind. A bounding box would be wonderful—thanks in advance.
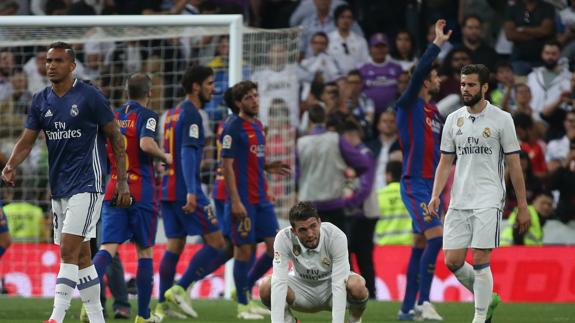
[457,117,464,127]
[483,127,491,138]
[222,135,232,149]
[70,104,79,117]
[322,256,331,268]
[293,244,301,256]
[189,124,199,139]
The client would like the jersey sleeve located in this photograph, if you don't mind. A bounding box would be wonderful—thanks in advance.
[91,87,115,127]
[181,109,203,148]
[271,230,291,323]
[440,114,456,154]
[139,110,159,139]
[395,44,440,109]
[501,113,521,154]
[221,123,240,159]
[329,226,350,323]
[24,93,42,130]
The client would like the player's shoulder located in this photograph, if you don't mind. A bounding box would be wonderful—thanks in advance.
[31,87,50,105]
[76,80,103,96]
[321,222,345,238]
[275,226,293,243]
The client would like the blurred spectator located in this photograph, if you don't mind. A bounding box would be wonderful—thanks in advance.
[113,0,162,14]
[504,150,544,217]
[396,70,410,97]
[527,40,572,120]
[290,0,346,29]
[548,140,575,223]
[359,33,403,114]
[375,160,412,246]
[298,0,363,58]
[22,49,48,93]
[504,0,555,75]
[490,61,516,110]
[501,191,554,246]
[297,111,370,233]
[171,0,203,14]
[390,30,418,72]
[343,70,375,140]
[367,110,401,191]
[540,72,575,141]
[546,110,575,172]
[320,81,344,114]
[251,42,299,126]
[513,112,548,178]
[0,0,19,15]
[0,51,15,102]
[299,32,343,101]
[511,83,534,116]
[558,1,575,63]
[458,0,497,44]
[326,4,369,74]
[106,41,149,106]
[437,47,472,101]
[9,70,33,115]
[460,14,498,72]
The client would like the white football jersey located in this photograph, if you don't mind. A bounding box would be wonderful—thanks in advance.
[251,64,299,127]
[271,222,349,323]
[441,102,520,209]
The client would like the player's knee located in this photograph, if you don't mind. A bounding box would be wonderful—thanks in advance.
[166,238,185,254]
[347,275,369,301]
[136,246,153,259]
[259,277,272,307]
[445,260,464,273]
[0,234,11,249]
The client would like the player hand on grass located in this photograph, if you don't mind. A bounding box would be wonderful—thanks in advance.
[231,199,248,219]
[265,161,291,176]
[515,205,531,234]
[182,193,197,214]
[114,179,132,208]
[427,195,441,219]
[432,19,452,48]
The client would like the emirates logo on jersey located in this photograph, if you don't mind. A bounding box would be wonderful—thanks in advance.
[70,104,79,117]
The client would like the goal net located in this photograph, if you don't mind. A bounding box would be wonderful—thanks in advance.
[0,15,300,298]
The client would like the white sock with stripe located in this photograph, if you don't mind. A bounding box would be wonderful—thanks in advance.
[50,263,78,323]
[472,263,492,323]
[78,265,105,323]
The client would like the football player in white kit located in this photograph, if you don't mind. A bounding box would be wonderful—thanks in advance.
[428,64,530,323]
[259,202,369,323]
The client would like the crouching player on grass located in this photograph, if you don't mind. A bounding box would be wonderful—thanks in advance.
[259,202,369,323]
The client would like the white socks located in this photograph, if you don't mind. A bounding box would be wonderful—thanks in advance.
[472,264,493,323]
[453,262,475,292]
[78,265,104,323]
[50,263,79,323]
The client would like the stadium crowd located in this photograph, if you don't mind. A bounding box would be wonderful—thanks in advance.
[0,0,575,316]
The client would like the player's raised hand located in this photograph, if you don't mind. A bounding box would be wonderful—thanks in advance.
[182,193,197,214]
[231,199,248,219]
[515,205,531,234]
[265,161,291,176]
[432,19,452,48]
[1,165,16,186]
[427,195,441,219]
[114,180,132,208]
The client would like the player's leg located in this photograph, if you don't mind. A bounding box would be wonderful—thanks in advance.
[259,276,299,322]
[399,233,425,320]
[92,201,128,281]
[248,201,279,293]
[349,217,378,299]
[346,274,369,323]
[0,206,11,258]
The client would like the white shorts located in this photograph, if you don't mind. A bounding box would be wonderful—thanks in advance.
[51,193,104,245]
[289,272,359,313]
[443,208,502,250]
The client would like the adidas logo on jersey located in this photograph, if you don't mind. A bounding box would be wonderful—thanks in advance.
[456,129,463,136]
[45,109,53,117]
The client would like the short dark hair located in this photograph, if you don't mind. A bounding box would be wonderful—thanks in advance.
[543,39,562,51]
[308,104,325,124]
[311,31,329,44]
[181,65,213,94]
[48,41,75,62]
[126,73,151,100]
[495,60,513,72]
[334,4,353,24]
[223,87,239,114]
[288,202,320,227]
[347,69,362,79]
[461,64,490,85]
[463,14,482,26]
[513,112,534,130]
[232,80,258,102]
[340,118,363,137]
[326,111,346,131]
[385,160,402,182]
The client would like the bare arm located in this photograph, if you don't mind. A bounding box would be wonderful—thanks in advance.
[140,137,171,164]
[428,153,455,216]
[223,157,247,219]
[102,120,131,207]
[522,19,554,38]
[1,129,39,186]
[506,153,530,233]
[504,21,532,42]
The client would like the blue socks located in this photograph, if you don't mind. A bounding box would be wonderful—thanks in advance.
[137,258,153,318]
[418,237,442,305]
[92,249,113,279]
[159,250,180,302]
[233,259,251,305]
[401,247,424,313]
[247,253,273,291]
[178,245,229,289]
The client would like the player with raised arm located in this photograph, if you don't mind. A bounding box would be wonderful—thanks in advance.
[90,73,172,323]
[394,20,451,321]
[1,42,131,323]
[428,64,530,323]
[155,65,229,320]
[259,201,369,323]
[222,80,290,320]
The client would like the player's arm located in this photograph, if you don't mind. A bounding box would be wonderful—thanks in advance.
[429,113,456,216]
[221,129,248,219]
[102,121,131,207]
[330,229,351,323]
[396,19,451,109]
[181,112,203,214]
[140,113,172,164]
[270,232,290,323]
[1,129,39,186]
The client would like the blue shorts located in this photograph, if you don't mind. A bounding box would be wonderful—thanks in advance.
[0,204,8,234]
[161,201,220,238]
[214,199,230,238]
[101,201,158,248]
[400,177,443,234]
[227,200,279,246]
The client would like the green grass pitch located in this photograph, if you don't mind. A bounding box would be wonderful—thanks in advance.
[0,297,573,322]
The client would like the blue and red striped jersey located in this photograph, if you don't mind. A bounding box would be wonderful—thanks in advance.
[221,116,268,204]
[211,115,238,201]
[105,101,158,202]
[395,44,444,179]
[161,100,209,204]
